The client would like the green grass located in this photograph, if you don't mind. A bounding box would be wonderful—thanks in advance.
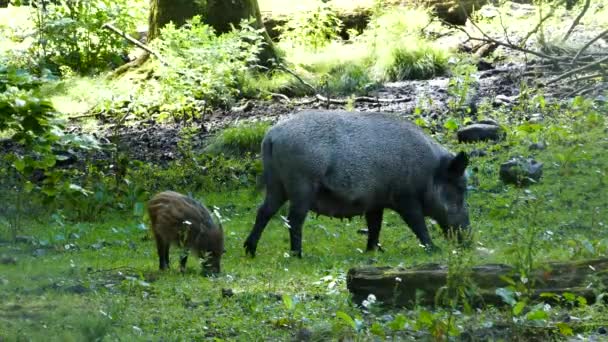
[1,97,608,340]
[276,5,450,95]
[204,121,272,156]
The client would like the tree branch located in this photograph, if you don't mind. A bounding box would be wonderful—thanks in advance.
[101,22,169,66]
[562,0,591,42]
[545,54,608,85]
[572,29,608,64]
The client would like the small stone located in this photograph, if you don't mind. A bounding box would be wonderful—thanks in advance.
[457,124,504,143]
[499,157,543,186]
[380,314,394,322]
[221,288,234,298]
[15,235,35,244]
[0,255,17,265]
[528,113,544,124]
[469,149,488,157]
[357,229,369,235]
[64,284,89,294]
[529,141,547,151]
[295,327,313,341]
[494,94,514,106]
[32,249,47,257]
[90,243,104,250]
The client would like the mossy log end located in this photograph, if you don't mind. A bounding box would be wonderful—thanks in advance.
[346,258,608,308]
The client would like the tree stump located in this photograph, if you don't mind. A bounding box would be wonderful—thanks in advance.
[347,258,608,308]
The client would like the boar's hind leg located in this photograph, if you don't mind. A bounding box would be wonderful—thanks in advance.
[154,234,170,270]
[365,210,384,252]
[244,192,286,257]
[396,203,435,251]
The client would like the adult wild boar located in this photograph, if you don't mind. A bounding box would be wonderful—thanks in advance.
[244,110,470,257]
[148,191,224,274]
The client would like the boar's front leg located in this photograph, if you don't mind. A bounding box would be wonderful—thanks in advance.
[286,200,310,258]
[154,234,170,270]
[365,209,384,252]
[395,201,436,251]
[179,252,188,273]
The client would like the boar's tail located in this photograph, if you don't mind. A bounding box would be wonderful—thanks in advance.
[255,137,274,192]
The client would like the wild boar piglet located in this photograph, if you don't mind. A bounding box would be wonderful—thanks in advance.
[148,191,224,274]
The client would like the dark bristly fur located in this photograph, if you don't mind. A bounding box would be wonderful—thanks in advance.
[244,110,470,257]
[148,191,224,275]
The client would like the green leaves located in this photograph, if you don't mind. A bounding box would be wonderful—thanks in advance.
[152,16,264,112]
[335,311,357,331]
[496,287,516,306]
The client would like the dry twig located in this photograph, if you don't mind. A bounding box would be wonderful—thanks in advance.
[563,0,591,42]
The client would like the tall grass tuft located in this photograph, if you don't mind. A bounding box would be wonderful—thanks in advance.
[205,122,271,156]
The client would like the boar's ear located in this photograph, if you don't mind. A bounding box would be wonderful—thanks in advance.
[448,151,468,177]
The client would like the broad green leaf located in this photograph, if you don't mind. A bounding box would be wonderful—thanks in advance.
[444,118,459,131]
[388,314,407,331]
[513,301,526,316]
[282,294,294,311]
[369,322,384,337]
[496,287,516,306]
[556,322,573,336]
[336,311,357,330]
[526,309,548,321]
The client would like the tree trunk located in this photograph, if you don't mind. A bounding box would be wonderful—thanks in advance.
[206,0,277,65]
[346,258,608,308]
[148,0,276,64]
[148,0,206,41]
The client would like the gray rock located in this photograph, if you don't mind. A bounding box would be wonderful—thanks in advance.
[294,327,313,341]
[528,113,544,124]
[32,249,47,257]
[494,94,515,106]
[457,124,503,143]
[499,157,543,186]
[64,284,89,294]
[15,235,36,244]
[529,141,547,151]
[0,255,17,265]
[469,149,488,157]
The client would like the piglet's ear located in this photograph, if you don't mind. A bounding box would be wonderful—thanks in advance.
[448,151,468,176]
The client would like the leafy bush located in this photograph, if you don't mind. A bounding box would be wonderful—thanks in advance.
[205,121,271,156]
[152,16,265,115]
[278,1,343,50]
[29,0,143,73]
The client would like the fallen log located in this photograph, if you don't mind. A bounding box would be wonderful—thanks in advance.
[347,258,608,308]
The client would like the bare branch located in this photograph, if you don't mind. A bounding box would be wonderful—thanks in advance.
[562,0,591,42]
[520,0,565,47]
[546,55,608,85]
[276,64,317,94]
[572,29,608,64]
[459,16,563,62]
[102,22,169,66]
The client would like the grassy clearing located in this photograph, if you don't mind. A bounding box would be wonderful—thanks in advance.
[275,5,449,95]
[1,97,607,340]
